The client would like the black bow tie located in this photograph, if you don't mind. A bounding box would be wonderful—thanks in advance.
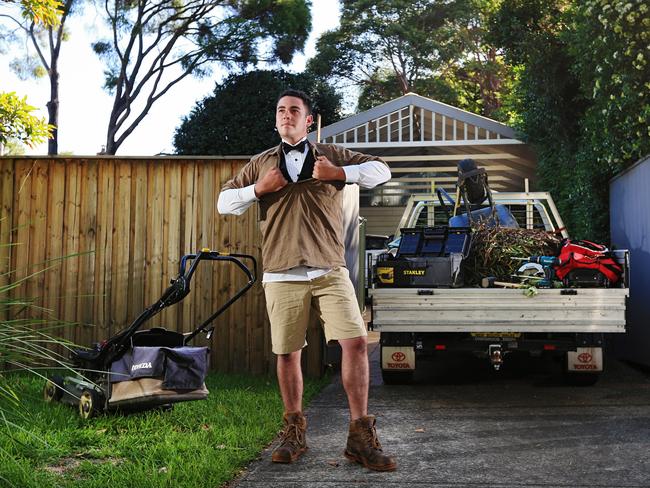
[282,140,307,153]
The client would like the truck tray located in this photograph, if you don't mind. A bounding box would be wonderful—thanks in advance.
[370,287,629,333]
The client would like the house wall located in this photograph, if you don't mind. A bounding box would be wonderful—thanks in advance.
[609,155,650,367]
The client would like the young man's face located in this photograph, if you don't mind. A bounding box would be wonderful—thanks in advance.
[275,96,313,144]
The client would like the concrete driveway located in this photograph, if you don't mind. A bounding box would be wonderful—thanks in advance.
[232,340,650,488]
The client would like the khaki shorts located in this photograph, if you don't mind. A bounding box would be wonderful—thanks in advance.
[263,267,367,355]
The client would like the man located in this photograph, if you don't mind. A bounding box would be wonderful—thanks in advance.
[217,89,395,471]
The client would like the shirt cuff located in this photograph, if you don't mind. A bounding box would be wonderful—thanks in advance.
[342,165,360,183]
[242,184,259,202]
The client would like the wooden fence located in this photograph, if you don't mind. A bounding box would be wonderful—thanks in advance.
[0,157,325,377]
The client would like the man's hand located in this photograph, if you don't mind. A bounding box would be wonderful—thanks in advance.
[313,156,346,181]
[254,168,288,197]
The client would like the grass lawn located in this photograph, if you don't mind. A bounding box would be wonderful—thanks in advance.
[1,370,329,487]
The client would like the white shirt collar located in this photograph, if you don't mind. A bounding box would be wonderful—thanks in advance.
[281,136,307,144]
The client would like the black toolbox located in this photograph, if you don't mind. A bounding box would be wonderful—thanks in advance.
[374,226,471,288]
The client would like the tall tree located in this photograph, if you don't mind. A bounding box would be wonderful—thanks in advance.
[308,0,465,98]
[174,69,342,155]
[454,0,515,119]
[94,0,311,155]
[0,0,75,154]
[308,0,514,119]
[489,0,649,240]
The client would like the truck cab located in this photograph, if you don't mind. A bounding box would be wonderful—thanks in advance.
[397,191,568,238]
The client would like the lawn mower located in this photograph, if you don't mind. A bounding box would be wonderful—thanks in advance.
[43,249,256,419]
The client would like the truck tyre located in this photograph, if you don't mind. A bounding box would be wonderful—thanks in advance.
[381,370,414,385]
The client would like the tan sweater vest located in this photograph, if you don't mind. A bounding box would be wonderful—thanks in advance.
[221,142,388,273]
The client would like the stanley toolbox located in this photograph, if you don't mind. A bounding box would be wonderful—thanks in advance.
[375,226,471,288]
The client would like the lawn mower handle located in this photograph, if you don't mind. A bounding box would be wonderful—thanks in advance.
[182,250,258,344]
[103,250,257,361]
[180,249,257,286]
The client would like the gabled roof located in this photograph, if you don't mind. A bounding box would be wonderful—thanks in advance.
[309,92,518,146]
[308,92,536,204]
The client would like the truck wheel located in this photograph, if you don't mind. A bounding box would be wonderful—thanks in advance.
[381,370,414,385]
[562,371,600,386]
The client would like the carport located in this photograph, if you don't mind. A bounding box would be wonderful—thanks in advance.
[308,93,538,235]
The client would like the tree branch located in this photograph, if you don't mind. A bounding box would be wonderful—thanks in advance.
[0,13,29,31]
[28,22,50,71]
[52,0,73,58]
[104,0,309,153]
[113,56,209,149]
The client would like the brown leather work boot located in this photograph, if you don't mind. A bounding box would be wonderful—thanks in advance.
[344,415,397,471]
[271,411,307,463]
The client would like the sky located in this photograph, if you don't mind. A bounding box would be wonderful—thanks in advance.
[1,0,342,156]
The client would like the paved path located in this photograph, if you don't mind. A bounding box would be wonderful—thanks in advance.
[231,343,650,488]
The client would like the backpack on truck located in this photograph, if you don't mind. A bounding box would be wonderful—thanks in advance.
[554,239,622,287]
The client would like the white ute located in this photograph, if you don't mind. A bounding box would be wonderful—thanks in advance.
[368,192,630,386]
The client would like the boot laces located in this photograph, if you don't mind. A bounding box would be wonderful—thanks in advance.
[279,422,303,449]
[364,424,382,451]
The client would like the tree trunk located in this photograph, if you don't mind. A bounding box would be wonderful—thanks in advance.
[105,140,116,155]
[480,48,501,118]
[104,91,126,155]
[397,72,410,95]
[46,65,59,155]
[105,121,119,155]
[43,0,75,155]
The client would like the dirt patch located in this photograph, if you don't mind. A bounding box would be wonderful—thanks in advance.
[44,455,124,476]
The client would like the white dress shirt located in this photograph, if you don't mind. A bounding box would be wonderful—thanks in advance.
[217,138,391,282]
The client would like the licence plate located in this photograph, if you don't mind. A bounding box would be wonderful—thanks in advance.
[471,332,521,340]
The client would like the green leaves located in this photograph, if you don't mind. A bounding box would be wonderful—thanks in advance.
[18,0,63,27]
[173,69,342,155]
[8,55,47,81]
[309,0,515,120]
[309,0,466,92]
[1,0,79,154]
[90,41,112,57]
[0,91,53,151]
[489,0,649,241]
[571,0,650,165]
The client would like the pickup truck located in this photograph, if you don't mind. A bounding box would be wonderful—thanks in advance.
[367,192,630,386]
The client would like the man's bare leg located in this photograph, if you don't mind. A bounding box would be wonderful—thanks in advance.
[273,350,307,463]
[276,350,303,412]
[339,336,369,420]
[340,335,396,471]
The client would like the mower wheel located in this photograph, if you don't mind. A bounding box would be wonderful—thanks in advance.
[79,389,103,419]
[43,376,64,403]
